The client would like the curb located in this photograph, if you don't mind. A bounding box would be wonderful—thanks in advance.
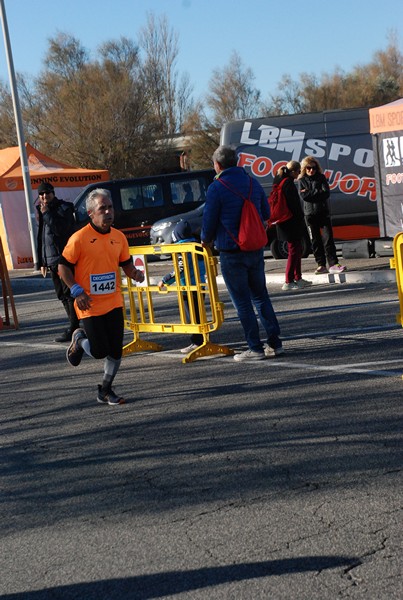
[6,269,397,293]
[216,270,397,286]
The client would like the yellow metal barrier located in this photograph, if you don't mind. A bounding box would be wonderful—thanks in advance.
[391,233,403,327]
[121,242,234,363]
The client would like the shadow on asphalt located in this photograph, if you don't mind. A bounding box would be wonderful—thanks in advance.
[0,555,360,599]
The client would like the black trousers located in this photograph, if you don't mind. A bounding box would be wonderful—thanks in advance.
[305,215,338,267]
[82,307,124,361]
[183,291,203,346]
[50,265,79,331]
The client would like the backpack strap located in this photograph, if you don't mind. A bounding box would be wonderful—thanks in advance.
[218,175,253,202]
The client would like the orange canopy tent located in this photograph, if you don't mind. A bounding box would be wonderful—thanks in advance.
[0,143,109,269]
[369,98,403,135]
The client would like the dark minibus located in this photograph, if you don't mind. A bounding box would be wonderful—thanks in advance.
[73,169,215,246]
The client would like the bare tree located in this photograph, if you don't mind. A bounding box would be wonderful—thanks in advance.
[181,52,262,168]
[0,80,17,147]
[206,51,262,125]
[139,13,193,135]
[182,102,220,170]
[262,34,403,115]
[19,33,173,177]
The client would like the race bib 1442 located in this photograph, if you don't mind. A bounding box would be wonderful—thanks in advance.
[90,272,116,295]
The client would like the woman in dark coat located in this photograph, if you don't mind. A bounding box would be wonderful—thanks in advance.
[275,161,312,290]
[298,156,346,274]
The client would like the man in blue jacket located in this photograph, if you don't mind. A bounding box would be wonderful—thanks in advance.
[201,145,283,362]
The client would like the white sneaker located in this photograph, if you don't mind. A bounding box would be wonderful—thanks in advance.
[282,282,299,291]
[264,344,285,357]
[234,349,266,362]
[180,343,200,354]
[294,278,312,288]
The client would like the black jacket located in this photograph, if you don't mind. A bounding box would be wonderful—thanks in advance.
[36,197,75,267]
[274,175,305,242]
[298,173,330,217]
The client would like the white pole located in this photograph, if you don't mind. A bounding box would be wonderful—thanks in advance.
[0,0,38,268]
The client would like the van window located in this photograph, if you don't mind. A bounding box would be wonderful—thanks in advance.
[170,177,208,205]
[121,182,164,210]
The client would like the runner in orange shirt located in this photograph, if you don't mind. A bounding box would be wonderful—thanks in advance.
[59,188,144,406]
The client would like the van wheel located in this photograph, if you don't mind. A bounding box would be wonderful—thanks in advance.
[270,237,311,259]
[270,239,289,259]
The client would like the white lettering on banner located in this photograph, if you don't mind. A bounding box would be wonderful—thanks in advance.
[237,151,377,201]
[239,121,259,145]
[386,172,403,185]
[329,143,351,160]
[90,272,116,295]
[305,138,327,158]
[238,121,373,167]
[276,128,305,161]
[354,148,374,167]
[257,125,280,148]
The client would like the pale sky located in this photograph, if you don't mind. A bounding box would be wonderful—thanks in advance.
[1,0,402,104]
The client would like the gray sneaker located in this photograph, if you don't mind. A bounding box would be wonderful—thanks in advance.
[264,344,285,358]
[294,278,312,288]
[234,349,266,362]
[282,282,299,291]
[180,343,200,354]
[66,328,86,367]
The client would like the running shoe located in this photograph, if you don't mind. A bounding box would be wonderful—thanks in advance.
[66,328,86,367]
[180,343,200,354]
[234,349,266,362]
[282,282,299,291]
[97,385,125,406]
[315,266,328,274]
[294,278,313,288]
[264,344,285,358]
[329,263,347,273]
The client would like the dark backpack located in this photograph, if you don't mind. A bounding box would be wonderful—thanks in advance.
[268,179,293,226]
[218,176,268,251]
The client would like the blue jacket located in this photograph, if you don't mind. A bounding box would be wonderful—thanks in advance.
[201,167,269,251]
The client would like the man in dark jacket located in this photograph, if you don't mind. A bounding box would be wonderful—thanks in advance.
[201,145,282,362]
[36,181,79,342]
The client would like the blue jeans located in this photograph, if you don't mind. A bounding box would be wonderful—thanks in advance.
[220,249,281,352]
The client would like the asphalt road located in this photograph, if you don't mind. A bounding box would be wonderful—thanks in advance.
[0,270,402,599]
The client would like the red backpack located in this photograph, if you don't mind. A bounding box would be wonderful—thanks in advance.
[267,178,293,226]
[218,176,268,251]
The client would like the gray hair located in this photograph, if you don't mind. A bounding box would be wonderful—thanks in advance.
[212,145,238,170]
[86,188,112,213]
